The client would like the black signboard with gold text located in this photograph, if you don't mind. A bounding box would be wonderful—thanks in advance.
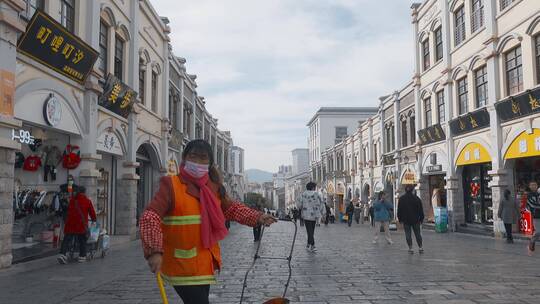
[417,124,446,146]
[495,87,540,122]
[17,10,98,84]
[99,74,137,118]
[449,108,490,136]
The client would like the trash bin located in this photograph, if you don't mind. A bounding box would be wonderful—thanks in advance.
[434,207,448,233]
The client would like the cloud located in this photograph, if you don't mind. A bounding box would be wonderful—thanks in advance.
[152,0,416,172]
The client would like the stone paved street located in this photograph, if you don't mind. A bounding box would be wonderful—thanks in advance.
[1,221,539,304]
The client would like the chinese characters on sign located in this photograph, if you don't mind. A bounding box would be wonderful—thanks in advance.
[495,87,540,122]
[96,131,123,156]
[0,70,15,116]
[417,124,446,146]
[17,10,98,84]
[12,129,35,145]
[98,74,138,118]
[449,108,490,136]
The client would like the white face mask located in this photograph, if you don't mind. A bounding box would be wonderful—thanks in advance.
[184,161,209,178]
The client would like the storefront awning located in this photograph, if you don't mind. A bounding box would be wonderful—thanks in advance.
[504,129,540,159]
[456,142,491,166]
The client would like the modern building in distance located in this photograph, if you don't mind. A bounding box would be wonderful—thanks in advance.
[292,148,309,175]
[307,107,378,183]
[285,148,311,211]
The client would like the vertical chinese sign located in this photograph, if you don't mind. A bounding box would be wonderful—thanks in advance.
[0,70,15,116]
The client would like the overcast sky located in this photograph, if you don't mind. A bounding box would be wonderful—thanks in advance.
[152,0,417,172]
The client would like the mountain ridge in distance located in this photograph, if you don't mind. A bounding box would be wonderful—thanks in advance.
[245,168,273,183]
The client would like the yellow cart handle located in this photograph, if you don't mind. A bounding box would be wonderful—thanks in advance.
[156,272,169,304]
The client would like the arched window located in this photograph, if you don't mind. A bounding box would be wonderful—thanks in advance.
[454,5,466,46]
[471,0,484,33]
[401,116,408,147]
[434,27,443,62]
[505,46,523,95]
[98,20,108,74]
[500,0,514,11]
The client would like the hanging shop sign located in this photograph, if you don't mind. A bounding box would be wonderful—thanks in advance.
[98,74,137,118]
[97,131,123,156]
[456,142,492,166]
[426,164,442,173]
[495,88,540,123]
[401,169,417,185]
[17,10,98,85]
[327,182,335,194]
[43,94,62,127]
[11,128,35,145]
[417,124,446,145]
[382,154,395,166]
[503,129,540,159]
[449,108,490,136]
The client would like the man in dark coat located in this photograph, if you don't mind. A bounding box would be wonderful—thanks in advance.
[397,185,424,254]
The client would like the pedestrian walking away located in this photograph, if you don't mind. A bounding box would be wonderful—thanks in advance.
[397,185,424,254]
[369,201,375,227]
[372,191,393,244]
[57,186,97,264]
[346,201,354,227]
[139,140,276,304]
[498,189,520,244]
[324,203,331,226]
[354,202,362,224]
[297,181,325,252]
[526,181,540,255]
[252,204,264,242]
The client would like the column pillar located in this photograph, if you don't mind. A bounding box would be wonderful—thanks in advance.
[0,0,25,269]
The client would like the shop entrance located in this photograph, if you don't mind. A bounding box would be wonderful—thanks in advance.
[136,146,154,226]
[12,125,76,262]
[362,184,370,203]
[462,163,493,225]
[96,154,117,234]
[427,174,446,222]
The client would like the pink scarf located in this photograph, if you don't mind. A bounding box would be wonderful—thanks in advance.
[180,167,228,248]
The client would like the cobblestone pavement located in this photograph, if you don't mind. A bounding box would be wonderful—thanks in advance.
[1,221,539,304]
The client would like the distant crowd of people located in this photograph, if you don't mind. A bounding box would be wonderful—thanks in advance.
[291,180,540,257]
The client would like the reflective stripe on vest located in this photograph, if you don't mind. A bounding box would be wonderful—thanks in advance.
[163,215,201,225]
[161,274,217,286]
[174,247,197,259]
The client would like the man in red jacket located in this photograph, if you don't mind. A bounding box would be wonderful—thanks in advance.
[57,186,97,264]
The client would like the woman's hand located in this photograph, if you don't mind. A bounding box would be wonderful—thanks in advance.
[258,214,277,227]
[147,253,163,273]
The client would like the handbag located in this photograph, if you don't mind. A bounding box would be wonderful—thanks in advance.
[74,198,90,239]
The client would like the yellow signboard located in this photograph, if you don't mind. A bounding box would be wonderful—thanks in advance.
[456,142,491,166]
[401,169,417,185]
[504,129,540,159]
[327,182,335,194]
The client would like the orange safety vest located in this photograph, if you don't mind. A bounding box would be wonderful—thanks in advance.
[161,176,223,286]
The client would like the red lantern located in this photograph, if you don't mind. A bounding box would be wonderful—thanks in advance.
[62,144,81,169]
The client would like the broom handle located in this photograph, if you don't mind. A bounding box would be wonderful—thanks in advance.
[156,272,169,304]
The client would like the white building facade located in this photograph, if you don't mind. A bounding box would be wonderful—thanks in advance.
[0,0,242,268]
[413,0,540,234]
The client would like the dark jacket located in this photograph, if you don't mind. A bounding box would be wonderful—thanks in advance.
[346,203,354,215]
[397,192,424,225]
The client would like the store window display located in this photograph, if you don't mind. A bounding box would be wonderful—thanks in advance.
[463,163,493,225]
